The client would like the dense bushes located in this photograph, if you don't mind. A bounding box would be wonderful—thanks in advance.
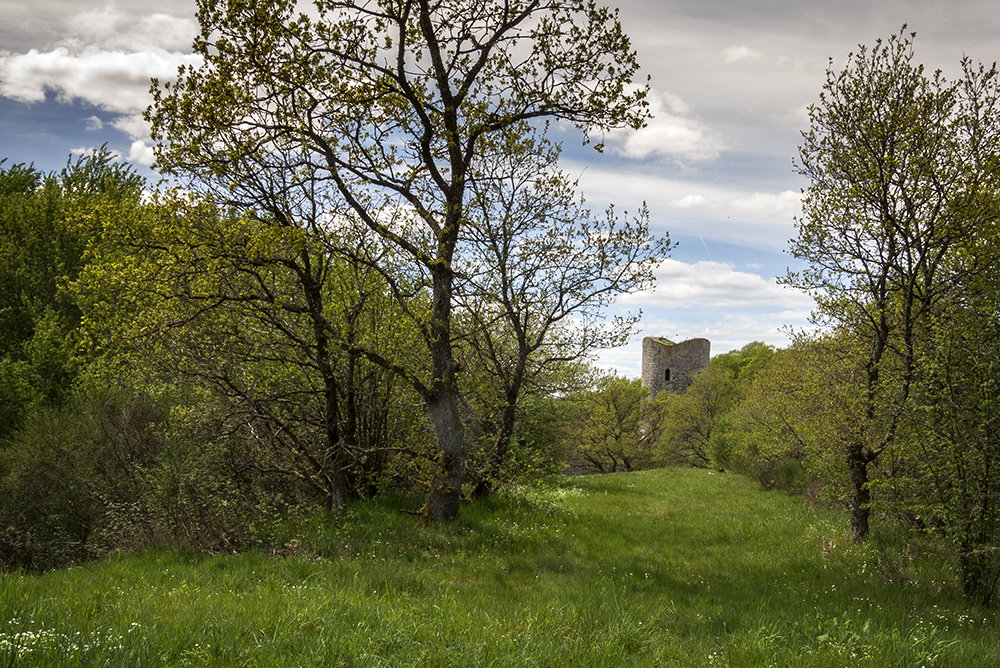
[0,387,310,571]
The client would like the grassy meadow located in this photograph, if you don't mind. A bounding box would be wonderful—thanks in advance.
[2,468,997,666]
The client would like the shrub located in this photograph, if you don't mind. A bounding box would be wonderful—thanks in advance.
[0,386,312,571]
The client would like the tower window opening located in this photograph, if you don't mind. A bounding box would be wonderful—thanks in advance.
[664,368,671,382]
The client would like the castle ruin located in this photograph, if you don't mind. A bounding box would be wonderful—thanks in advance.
[641,337,710,397]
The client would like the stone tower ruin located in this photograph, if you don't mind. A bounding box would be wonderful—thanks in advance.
[641,337,710,397]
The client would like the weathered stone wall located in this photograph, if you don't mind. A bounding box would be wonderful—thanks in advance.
[641,337,710,396]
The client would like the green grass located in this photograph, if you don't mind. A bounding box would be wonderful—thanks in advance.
[2,468,997,666]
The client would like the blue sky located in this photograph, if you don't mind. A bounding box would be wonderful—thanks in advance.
[2,0,998,376]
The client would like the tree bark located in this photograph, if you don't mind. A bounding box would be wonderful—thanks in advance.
[848,445,872,542]
[424,389,466,521]
[321,370,348,511]
[304,255,349,510]
[420,261,466,521]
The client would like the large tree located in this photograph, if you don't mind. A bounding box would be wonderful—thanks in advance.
[728,335,866,495]
[906,136,1000,604]
[788,29,997,540]
[147,0,650,520]
[917,285,1000,605]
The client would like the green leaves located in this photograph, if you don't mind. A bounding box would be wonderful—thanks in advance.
[0,149,145,436]
[145,0,654,517]
[788,27,1000,540]
[572,375,661,474]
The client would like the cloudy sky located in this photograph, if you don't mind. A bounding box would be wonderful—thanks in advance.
[2,0,998,376]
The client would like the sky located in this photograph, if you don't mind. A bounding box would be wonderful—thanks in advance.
[2,0,998,377]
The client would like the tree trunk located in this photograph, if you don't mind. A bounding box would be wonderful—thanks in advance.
[960,549,1000,607]
[472,394,518,498]
[421,264,466,522]
[322,375,348,510]
[848,446,871,542]
[424,389,466,521]
[304,256,348,510]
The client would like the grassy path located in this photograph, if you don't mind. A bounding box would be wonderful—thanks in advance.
[2,468,997,666]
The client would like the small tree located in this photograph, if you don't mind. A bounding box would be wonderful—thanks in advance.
[915,296,1000,605]
[899,186,1000,604]
[455,135,670,494]
[728,337,863,495]
[573,375,661,473]
[0,149,143,436]
[788,29,997,540]
[657,365,734,469]
[657,342,774,470]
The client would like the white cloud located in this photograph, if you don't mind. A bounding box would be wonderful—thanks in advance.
[65,9,198,54]
[566,163,805,251]
[640,312,807,354]
[730,190,802,217]
[611,88,723,162]
[722,45,761,64]
[620,258,814,309]
[665,187,801,220]
[0,6,199,169]
[591,345,643,377]
[0,6,200,164]
[70,145,122,160]
[128,140,156,166]
[0,46,200,113]
[672,194,708,208]
[112,113,152,140]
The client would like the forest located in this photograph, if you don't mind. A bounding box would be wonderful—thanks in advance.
[2,0,1000,615]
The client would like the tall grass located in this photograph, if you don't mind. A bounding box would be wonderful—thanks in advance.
[2,468,996,666]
